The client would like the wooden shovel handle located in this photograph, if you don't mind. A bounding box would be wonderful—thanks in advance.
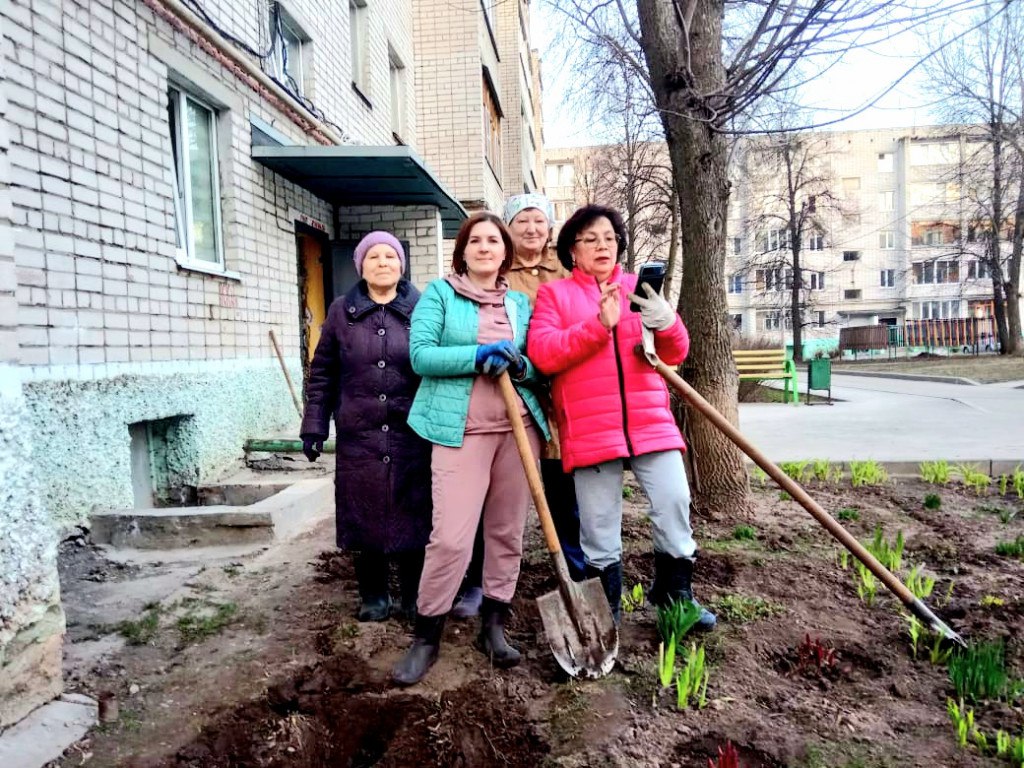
[654,361,917,602]
[497,373,563,556]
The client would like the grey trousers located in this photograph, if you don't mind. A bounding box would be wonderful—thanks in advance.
[573,450,697,570]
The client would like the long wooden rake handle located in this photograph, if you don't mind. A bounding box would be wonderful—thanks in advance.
[655,360,964,647]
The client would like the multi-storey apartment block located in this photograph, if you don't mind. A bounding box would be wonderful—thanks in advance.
[0,0,489,727]
[413,0,544,215]
[727,127,1016,354]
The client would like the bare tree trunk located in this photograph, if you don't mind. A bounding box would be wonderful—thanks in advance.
[664,191,680,301]
[636,0,751,519]
[1007,180,1024,353]
[790,244,803,361]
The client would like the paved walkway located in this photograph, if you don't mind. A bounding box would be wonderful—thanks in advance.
[737,372,1024,465]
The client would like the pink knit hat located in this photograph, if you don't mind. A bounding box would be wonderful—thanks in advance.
[354,231,406,276]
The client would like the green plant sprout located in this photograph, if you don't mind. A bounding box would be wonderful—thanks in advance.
[947,698,975,748]
[837,550,850,570]
[709,594,782,623]
[905,564,935,600]
[903,613,923,659]
[753,466,768,487]
[658,638,677,688]
[923,493,942,510]
[779,491,792,501]
[957,463,991,495]
[621,583,645,613]
[864,526,905,572]
[732,525,757,540]
[812,459,834,482]
[949,641,1012,702]
[920,460,951,484]
[854,562,878,606]
[981,595,1005,607]
[999,473,1009,496]
[780,460,812,483]
[1013,465,1024,499]
[940,580,956,607]
[656,599,702,644]
[622,485,635,500]
[675,642,709,710]
[930,633,953,665]
[994,535,1024,559]
[837,507,859,521]
[850,460,888,487]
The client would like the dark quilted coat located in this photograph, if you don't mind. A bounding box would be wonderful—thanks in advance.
[300,279,431,553]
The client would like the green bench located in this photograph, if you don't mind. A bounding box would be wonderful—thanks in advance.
[733,349,798,404]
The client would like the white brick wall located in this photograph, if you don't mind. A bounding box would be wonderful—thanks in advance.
[2,0,426,373]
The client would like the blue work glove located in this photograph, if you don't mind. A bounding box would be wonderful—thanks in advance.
[300,434,325,462]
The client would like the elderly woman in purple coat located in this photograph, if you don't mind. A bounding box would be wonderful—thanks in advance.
[301,232,432,622]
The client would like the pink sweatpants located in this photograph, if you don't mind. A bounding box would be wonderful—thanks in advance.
[417,427,542,617]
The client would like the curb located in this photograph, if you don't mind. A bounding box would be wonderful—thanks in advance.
[829,369,980,386]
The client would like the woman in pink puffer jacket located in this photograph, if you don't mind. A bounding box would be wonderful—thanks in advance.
[527,204,715,629]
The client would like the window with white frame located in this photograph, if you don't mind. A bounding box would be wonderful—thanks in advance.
[388,45,407,138]
[967,260,991,279]
[879,230,895,249]
[762,310,792,330]
[167,86,223,267]
[270,5,308,95]
[880,269,895,287]
[756,267,790,292]
[732,237,742,255]
[759,228,789,252]
[807,231,824,250]
[808,271,825,290]
[912,259,959,284]
[728,274,743,294]
[349,0,368,94]
[914,300,959,319]
[878,190,895,210]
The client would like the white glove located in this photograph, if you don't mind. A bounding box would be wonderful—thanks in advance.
[629,282,676,331]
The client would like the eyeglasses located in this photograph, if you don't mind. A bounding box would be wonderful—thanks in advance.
[574,234,621,248]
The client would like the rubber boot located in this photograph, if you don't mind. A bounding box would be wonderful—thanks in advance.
[354,552,391,622]
[649,551,717,631]
[392,613,446,686]
[452,525,485,618]
[585,561,622,625]
[475,597,521,668]
[395,550,424,622]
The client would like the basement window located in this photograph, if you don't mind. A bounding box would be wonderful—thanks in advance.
[129,416,198,508]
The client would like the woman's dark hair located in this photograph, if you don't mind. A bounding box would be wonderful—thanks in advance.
[555,204,628,271]
[451,212,515,276]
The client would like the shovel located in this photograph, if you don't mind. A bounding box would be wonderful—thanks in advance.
[497,372,618,677]
[650,358,965,647]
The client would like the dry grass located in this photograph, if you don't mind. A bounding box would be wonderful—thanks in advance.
[833,354,1024,383]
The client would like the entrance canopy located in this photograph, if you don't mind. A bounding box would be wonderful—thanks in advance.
[252,145,466,238]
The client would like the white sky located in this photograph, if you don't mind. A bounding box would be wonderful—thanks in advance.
[532,3,942,147]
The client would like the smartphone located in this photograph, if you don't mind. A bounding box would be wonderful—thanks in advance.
[630,262,667,312]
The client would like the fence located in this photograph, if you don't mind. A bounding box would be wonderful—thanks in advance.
[839,317,997,355]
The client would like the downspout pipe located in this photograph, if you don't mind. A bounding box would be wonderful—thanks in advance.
[145,0,348,146]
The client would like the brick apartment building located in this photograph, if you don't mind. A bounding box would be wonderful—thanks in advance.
[0,0,549,730]
[544,127,1020,355]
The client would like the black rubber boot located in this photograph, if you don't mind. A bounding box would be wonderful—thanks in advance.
[475,597,521,668]
[452,523,485,618]
[649,552,716,631]
[585,561,623,624]
[395,550,424,622]
[392,613,446,686]
[354,552,391,622]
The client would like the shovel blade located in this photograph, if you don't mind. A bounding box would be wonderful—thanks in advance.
[537,577,618,678]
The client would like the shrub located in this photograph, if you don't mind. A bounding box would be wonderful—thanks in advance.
[850,460,888,487]
[923,493,942,510]
[920,460,952,485]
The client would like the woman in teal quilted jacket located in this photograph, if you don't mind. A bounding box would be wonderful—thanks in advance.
[392,212,550,687]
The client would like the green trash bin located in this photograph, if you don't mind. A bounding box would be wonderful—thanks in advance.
[806,358,832,404]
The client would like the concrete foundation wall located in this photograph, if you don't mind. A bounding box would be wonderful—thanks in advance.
[0,12,65,727]
[22,358,299,529]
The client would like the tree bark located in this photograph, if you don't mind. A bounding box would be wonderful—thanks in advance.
[1006,176,1024,353]
[636,0,751,519]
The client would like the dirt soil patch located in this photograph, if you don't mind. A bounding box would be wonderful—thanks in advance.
[832,354,1024,384]
[54,475,1024,767]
